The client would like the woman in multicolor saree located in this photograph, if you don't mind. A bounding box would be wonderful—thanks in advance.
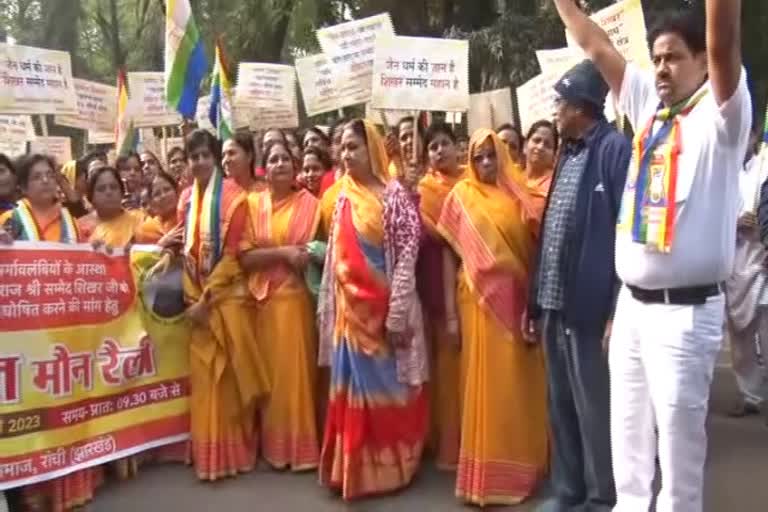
[437,129,548,506]
[0,155,102,512]
[239,140,321,471]
[417,122,466,470]
[174,130,270,480]
[318,119,428,499]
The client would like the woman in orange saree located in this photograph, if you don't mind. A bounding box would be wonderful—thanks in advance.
[523,120,559,224]
[136,171,183,246]
[239,140,321,471]
[0,154,102,512]
[318,119,428,499]
[437,129,548,506]
[418,122,465,470]
[173,130,270,480]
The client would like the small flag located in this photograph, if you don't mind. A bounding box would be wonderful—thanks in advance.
[165,0,207,118]
[115,69,137,156]
[209,39,234,141]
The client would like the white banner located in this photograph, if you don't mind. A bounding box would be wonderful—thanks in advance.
[317,13,395,107]
[30,136,73,164]
[295,54,367,117]
[516,72,560,134]
[55,78,117,132]
[468,88,514,134]
[127,72,182,128]
[371,36,469,113]
[246,107,299,131]
[535,47,584,75]
[0,43,77,115]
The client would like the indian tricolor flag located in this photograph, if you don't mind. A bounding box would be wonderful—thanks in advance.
[208,39,234,141]
[165,0,207,118]
[115,69,136,156]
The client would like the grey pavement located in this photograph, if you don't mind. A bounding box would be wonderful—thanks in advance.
[91,367,768,511]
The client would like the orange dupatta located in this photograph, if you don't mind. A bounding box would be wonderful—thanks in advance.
[78,209,144,247]
[437,129,535,336]
[135,215,178,244]
[526,172,553,224]
[418,165,466,236]
[245,188,320,302]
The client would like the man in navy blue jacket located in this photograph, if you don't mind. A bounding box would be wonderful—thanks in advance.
[526,59,631,512]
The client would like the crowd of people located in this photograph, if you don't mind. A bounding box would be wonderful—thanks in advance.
[0,1,762,511]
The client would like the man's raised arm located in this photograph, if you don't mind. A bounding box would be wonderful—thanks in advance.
[552,0,626,97]
[706,0,742,107]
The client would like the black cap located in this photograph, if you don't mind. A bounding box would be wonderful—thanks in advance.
[553,59,609,112]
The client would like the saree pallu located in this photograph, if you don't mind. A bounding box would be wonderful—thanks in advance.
[438,180,548,506]
[318,179,427,500]
[135,215,178,244]
[245,190,321,470]
[184,182,270,480]
[418,168,465,470]
[527,172,553,226]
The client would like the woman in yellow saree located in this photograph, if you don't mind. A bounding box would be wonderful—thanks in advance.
[175,130,269,480]
[523,120,559,224]
[437,129,548,506]
[239,140,320,470]
[318,119,428,499]
[0,155,101,512]
[418,122,465,470]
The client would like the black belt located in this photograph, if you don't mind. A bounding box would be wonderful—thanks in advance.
[627,283,723,305]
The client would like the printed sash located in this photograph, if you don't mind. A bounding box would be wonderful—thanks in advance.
[12,200,77,242]
[183,168,223,278]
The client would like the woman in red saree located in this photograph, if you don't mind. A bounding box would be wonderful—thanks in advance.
[437,129,548,506]
[417,122,466,470]
[317,119,428,499]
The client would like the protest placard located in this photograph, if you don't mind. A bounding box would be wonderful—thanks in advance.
[295,54,368,117]
[88,130,114,146]
[467,88,514,134]
[317,13,395,106]
[371,36,469,113]
[235,63,297,111]
[29,136,73,165]
[246,106,299,131]
[0,115,34,156]
[565,0,651,69]
[516,72,560,134]
[55,79,117,132]
[0,245,190,491]
[127,72,183,128]
[365,104,408,128]
[195,95,215,133]
[535,47,583,75]
[444,112,463,125]
[0,43,77,115]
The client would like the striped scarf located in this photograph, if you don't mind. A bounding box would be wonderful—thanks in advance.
[183,168,223,278]
[12,200,77,242]
[619,88,708,253]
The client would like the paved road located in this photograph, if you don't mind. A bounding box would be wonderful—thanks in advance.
[93,367,768,511]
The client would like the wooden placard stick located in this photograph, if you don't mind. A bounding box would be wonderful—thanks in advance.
[161,125,169,163]
[412,110,421,164]
[39,114,49,137]
[379,111,390,133]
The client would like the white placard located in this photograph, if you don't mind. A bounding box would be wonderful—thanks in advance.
[516,72,560,134]
[0,43,77,114]
[535,47,584,75]
[371,36,469,113]
[0,115,32,156]
[88,129,114,145]
[127,72,183,128]
[235,63,297,110]
[246,106,299,131]
[317,13,395,106]
[165,137,185,151]
[364,104,408,128]
[565,0,651,69]
[30,136,73,164]
[195,95,215,133]
[295,54,367,117]
[468,88,514,134]
[55,78,117,132]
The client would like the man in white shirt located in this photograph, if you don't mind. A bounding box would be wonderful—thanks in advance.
[552,1,752,511]
[726,134,768,419]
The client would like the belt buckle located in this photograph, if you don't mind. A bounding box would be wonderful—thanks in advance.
[663,289,671,305]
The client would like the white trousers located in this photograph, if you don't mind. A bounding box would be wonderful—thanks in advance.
[610,286,723,512]
[727,310,768,405]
